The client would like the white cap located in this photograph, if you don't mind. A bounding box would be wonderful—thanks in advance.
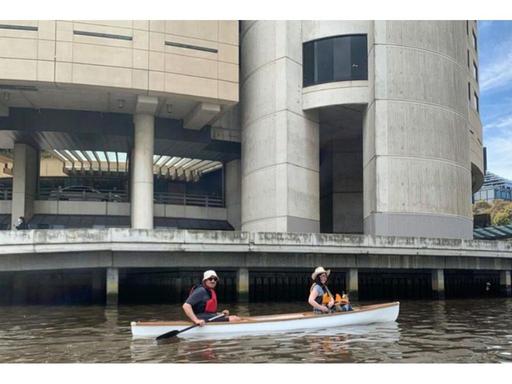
[202,270,219,281]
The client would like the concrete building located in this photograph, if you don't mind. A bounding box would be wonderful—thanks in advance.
[1,20,508,305]
[240,21,484,239]
[473,171,512,203]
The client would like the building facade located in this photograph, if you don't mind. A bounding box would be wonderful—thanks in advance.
[2,20,504,305]
[0,20,484,239]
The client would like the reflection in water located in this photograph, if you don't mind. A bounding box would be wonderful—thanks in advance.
[1,299,512,363]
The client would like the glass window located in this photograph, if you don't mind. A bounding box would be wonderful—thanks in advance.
[468,82,471,106]
[333,37,351,80]
[303,34,368,87]
[472,30,477,51]
[473,92,479,112]
[315,38,333,84]
[473,61,478,82]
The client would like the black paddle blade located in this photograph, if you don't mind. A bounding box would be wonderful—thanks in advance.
[156,329,180,341]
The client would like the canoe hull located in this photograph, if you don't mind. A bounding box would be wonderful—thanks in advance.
[131,301,399,339]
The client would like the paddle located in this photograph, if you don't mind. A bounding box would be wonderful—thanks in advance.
[156,313,225,341]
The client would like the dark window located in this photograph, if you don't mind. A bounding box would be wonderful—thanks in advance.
[472,30,478,51]
[468,82,471,104]
[466,20,469,35]
[467,49,470,68]
[303,34,368,87]
[473,61,478,82]
[474,92,479,112]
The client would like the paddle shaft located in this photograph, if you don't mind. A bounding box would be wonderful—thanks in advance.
[156,313,225,340]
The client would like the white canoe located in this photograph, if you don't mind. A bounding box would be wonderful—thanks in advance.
[131,301,400,339]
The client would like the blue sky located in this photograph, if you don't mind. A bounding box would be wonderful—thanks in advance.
[478,20,512,180]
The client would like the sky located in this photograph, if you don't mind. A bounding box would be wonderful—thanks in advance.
[478,20,512,180]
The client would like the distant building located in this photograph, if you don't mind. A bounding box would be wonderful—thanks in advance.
[473,171,512,202]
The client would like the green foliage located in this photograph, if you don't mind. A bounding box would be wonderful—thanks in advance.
[492,210,511,226]
[473,199,512,226]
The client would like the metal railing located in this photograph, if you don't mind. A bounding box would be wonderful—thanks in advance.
[37,187,129,202]
[35,187,224,208]
[154,192,224,208]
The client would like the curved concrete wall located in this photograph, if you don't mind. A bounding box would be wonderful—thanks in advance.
[240,21,319,232]
[467,20,484,191]
[301,21,371,110]
[364,21,478,239]
[0,20,238,106]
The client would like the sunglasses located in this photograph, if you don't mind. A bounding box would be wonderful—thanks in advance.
[207,277,218,282]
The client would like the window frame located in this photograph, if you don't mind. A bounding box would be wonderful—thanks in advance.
[303,34,368,88]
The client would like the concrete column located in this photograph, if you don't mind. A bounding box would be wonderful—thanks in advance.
[346,268,359,301]
[237,268,249,302]
[131,96,158,229]
[431,269,446,300]
[11,143,39,229]
[364,21,474,239]
[240,21,320,233]
[500,270,511,297]
[226,159,241,230]
[106,267,119,306]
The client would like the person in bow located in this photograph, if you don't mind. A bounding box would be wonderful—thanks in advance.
[308,266,353,314]
[182,270,241,326]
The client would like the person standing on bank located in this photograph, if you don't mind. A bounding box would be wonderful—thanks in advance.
[308,266,353,314]
[182,270,241,326]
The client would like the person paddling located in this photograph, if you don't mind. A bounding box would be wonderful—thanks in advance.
[182,270,241,326]
[308,266,353,314]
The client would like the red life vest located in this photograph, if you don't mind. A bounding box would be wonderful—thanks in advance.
[204,287,217,313]
[188,284,218,314]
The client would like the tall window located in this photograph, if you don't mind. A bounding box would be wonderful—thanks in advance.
[472,30,478,51]
[473,61,479,82]
[473,92,479,112]
[303,34,368,87]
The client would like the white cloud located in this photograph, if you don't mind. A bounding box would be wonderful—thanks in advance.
[479,29,512,94]
[480,49,512,93]
[484,115,512,130]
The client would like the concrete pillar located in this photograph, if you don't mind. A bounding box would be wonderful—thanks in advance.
[131,96,158,229]
[226,159,241,230]
[237,268,250,302]
[500,270,511,297]
[240,21,320,233]
[364,21,473,239]
[346,268,359,301]
[11,143,39,229]
[431,269,446,300]
[106,267,119,306]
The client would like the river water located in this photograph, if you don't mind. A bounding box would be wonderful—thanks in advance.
[0,298,511,363]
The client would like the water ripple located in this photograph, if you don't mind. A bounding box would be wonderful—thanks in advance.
[0,299,511,362]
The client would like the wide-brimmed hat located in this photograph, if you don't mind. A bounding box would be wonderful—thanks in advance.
[311,266,330,280]
[202,270,219,281]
